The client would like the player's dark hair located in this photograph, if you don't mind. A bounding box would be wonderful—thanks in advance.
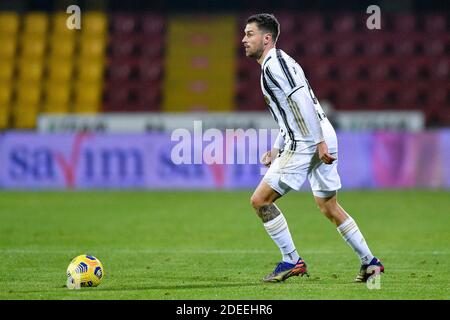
[246,13,280,43]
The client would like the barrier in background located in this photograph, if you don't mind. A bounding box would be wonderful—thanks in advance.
[0,130,449,189]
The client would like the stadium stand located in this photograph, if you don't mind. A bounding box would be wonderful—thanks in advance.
[236,12,449,126]
[0,10,108,128]
[162,14,235,112]
[0,10,448,128]
[104,12,166,112]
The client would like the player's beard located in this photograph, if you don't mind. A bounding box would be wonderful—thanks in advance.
[246,41,264,60]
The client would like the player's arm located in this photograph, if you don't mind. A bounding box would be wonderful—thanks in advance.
[261,130,284,167]
[316,141,336,164]
[290,88,336,164]
[265,60,335,164]
[265,61,325,145]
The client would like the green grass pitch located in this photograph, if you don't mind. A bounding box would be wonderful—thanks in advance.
[0,190,449,300]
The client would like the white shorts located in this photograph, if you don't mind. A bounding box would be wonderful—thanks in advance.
[262,149,342,198]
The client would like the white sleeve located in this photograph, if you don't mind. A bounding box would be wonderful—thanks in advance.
[273,130,285,150]
[290,88,324,144]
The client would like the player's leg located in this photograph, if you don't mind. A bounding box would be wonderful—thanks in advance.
[314,193,384,282]
[309,154,384,282]
[314,193,374,264]
[313,192,348,226]
[251,180,301,263]
[251,179,307,282]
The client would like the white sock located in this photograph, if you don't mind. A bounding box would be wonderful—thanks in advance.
[337,217,374,265]
[263,212,300,264]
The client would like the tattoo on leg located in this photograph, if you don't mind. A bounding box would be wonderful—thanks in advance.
[257,204,281,223]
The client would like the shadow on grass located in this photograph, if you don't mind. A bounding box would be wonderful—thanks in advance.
[7,274,330,295]
[96,281,260,292]
[8,280,263,294]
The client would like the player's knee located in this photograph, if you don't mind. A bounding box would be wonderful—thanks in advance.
[250,194,261,209]
[317,201,342,224]
[250,194,270,210]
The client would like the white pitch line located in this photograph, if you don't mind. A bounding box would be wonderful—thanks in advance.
[0,248,448,255]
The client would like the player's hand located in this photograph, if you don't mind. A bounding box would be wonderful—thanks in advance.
[261,148,279,167]
[317,141,336,164]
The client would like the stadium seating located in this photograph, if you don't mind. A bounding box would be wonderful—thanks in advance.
[73,81,103,113]
[0,12,20,35]
[235,12,449,126]
[12,81,42,129]
[0,11,110,128]
[0,60,14,82]
[0,10,448,128]
[103,13,166,112]
[162,14,236,112]
[82,11,108,36]
[0,83,12,129]
[48,37,76,58]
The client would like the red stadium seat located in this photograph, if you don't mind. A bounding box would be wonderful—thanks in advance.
[428,86,448,106]
[297,14,324,35]
[332,14,357,33]
[141,13,166,35]
[332,82,366,110]
[314,81,338,105]
[236,78,264,111]
[277,38,297,56]
[135,80,161,111]
[336,58,367,81]
[138,34,164,58]
[235,81,247,99]
[329,37,358,58]
[237,93,265,111]
[303,37,327,57]
[110,13,138,35]
[137,59,163,81]
[397,86,418,110]
[273,12,296,33]
[236,58,252,78]
[109,35,137,57]
[107,60,134,81]
[237,58,260,82]
[392,14,417,33]
[423,35,448,57]
[400,57,431,82]
[304,58,336,82]
[362,34,388,57]
[413,85,431,110]
[389,33,423,57]
[335,90,356,110]
[430,58,450,81]
[373,83,401,110]
[423,14,447,33]
[397,83,430,110]
[103,81,131,111]
[367,59,395,81]
[236,78,258,101]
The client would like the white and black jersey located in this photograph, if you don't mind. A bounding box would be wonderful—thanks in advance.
[260,48,337,153]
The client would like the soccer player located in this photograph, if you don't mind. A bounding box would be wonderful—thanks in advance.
[242,13,384,282]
